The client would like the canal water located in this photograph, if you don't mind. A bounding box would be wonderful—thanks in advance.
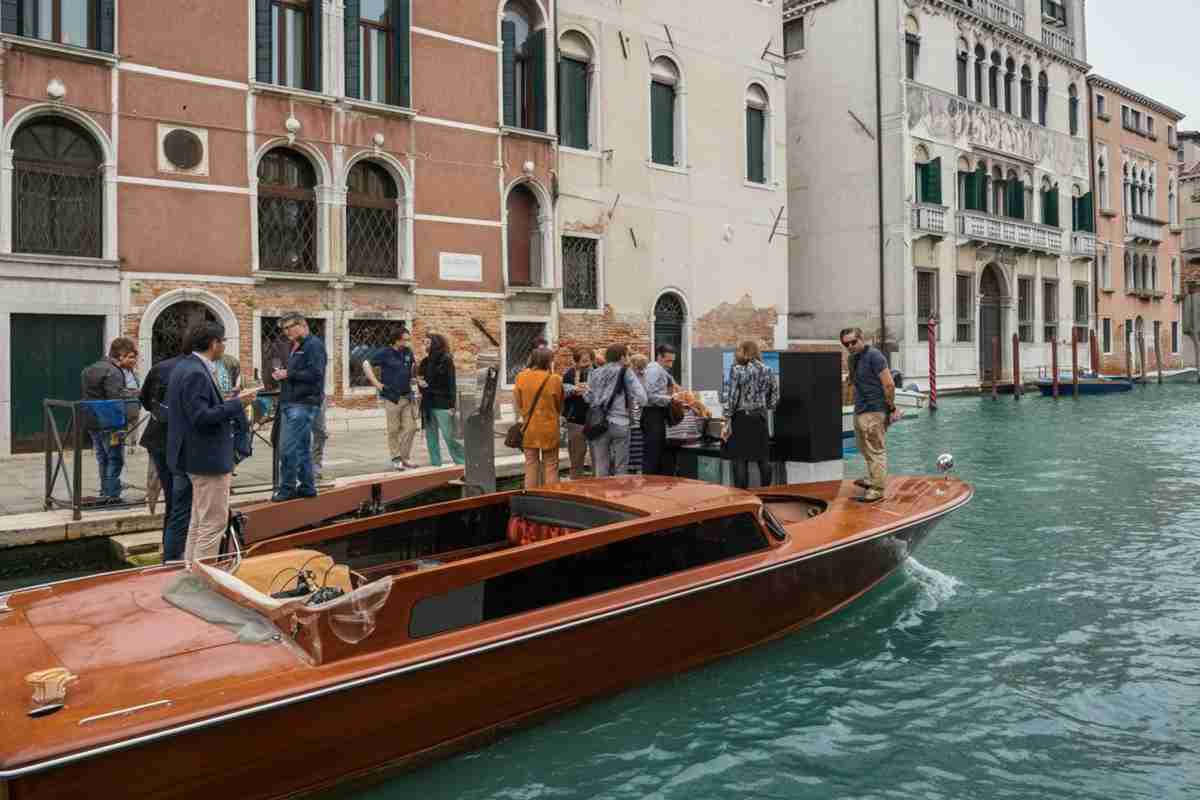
[354,385,1200,800]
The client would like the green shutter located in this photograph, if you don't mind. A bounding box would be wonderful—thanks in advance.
[746,107,765,184]
[1013,180,1025,219]
[97,0,115,53]
[651,81,675,165]
[254,0,272,83]
[558,57,588,149]
[961,171,976,211]
[392,0,411,107]
[502,22,516,126]
[922,158,942,205]
[308,0,322,91]
[528,28,546,131]
[1080,191,1094,233]
[1043,187,1059,227]
[344,0,360,98]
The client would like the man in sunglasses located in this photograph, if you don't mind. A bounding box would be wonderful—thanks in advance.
[840,327,901,502]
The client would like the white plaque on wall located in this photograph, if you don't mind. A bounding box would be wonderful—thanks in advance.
[439,252,483,282]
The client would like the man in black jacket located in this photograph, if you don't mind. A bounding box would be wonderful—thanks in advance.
[561,348,594,479]
[81,337,140,503]
[140,353,191,561]
[167,321,258,563]
[271,312,327,501]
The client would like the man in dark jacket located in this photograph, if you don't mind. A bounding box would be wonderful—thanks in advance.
[167,321,257,562]
[81,337,140,502]
[561,348,594,479]
[271,312,327,501]
[140,353,191,561]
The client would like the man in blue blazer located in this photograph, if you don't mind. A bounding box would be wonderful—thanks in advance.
[166,321,258,563]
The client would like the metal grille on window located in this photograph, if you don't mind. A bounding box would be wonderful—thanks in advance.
[12,118,103,258]
[505,321,546,384]
[916,271,934,342]
[152,302,218,365]
[654,293,686,384]
[955,275,973,342]
[562,236,598,309]
[1043,283,1057,343]
[348,319,400,388]
[258,148,318,274]
[1073,285,1088,343]
[347,161,399,279]
[1018,279,1034,343]
[261,316,326,389]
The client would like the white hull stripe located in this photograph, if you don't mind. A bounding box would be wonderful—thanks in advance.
[0,496,969,780]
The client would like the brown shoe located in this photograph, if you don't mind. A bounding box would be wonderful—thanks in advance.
[853,478,870,490]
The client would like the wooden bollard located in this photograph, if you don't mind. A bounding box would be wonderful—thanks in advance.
[1071,328,1080,398]
[1155,328,1164,385]
[1051,339,1060,398]
[992,336,1000,400]
[927,317,938,413]
[1012,332,1021,400]
[1126,329,1133,380]
[1089,330,1100,376]
[1140,334,1148,382]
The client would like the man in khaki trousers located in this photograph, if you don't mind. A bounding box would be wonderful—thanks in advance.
[841,327,902,502]
[363,325,420,470]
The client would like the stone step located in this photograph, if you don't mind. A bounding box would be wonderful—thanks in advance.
[109,530,163,566]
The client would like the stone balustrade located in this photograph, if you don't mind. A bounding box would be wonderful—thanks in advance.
[911,204,947,235]
[958,210,1062,253]
[1041,27,1075,58]
[1070,231,1096,259]
[1126,215,1164,244]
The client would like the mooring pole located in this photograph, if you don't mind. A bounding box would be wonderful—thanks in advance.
[927,317,938,413]
[1012,332,1021,400]
[1090,330,1100,376]
[1126,328,1133,380]
[991,336,1000,400]
[1071,328,1080,398]
[1155,329,1164,385]
[1051,339,1060,399]
[1140,334,1148,383]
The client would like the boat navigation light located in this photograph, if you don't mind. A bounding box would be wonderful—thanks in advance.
[935,454,954,494]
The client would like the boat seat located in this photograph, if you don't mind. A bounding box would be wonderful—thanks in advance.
[234,549,354,597]
[508,494,637,530]
[506,516,574,546]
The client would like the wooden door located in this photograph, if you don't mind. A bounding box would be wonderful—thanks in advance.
[10,314,105,453]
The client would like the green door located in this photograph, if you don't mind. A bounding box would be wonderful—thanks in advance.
[10,314,105,453]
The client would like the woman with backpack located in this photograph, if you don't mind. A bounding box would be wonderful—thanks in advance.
[512,347,565,487]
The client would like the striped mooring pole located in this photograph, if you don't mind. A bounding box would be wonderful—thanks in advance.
[928,317,938,413]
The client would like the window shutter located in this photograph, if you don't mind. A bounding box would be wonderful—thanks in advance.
[746,107,765,184]
[651,82,675,165]
[392,0,411,107]
[961,171,976,211]
[502,21,517,127]
[528,28,546,131]
[558,58,589,150]
[309,0,323,92]
[97,0,115,52]
[1013,180,1024,219]
[1080,191,1093,232]
[923,157,941,205]
[344,0,360,98]
[255,0,272,83]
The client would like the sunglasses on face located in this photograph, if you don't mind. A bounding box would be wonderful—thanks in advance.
[842,338,860,349]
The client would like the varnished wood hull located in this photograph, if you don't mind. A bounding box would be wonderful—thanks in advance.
[8,511,945,800]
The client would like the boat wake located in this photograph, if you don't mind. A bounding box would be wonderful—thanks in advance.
[892,558,962,630]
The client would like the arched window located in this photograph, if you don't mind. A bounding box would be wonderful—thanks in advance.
[506,183,545,287]
[1151,256,1158,291]
[258,148,317,274]
[974,45,985,104]
[1020,66,1032,120]
[346,160,400,279]
[152,302,217,365]
[1004,169,1021,219]
[991,166,1006,215]
[989,52,1001,109]
[904,16,920,81]
[12,117,103,257]
[956,39,969,98]
[650,56,683,167]
[653,292,687,385]
[1097,154,1109,210]
[502,0,548,132]
[1142,255,1150,291]
[1122,163,1130,216]
[1038,71,1049,126]
[1041,176,1059,227]
[1068,85,1079,136]
[1169,179,1178,226]
[1125,251,1134,289]
[1004,58,1015,114]
[558,30,594,150]
[746,83,770,184]
[1023,171,1034,221]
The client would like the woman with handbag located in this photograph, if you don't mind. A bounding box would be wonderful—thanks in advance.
[722,340,779,489]
[511,347,564,487]
[417,333,465,467]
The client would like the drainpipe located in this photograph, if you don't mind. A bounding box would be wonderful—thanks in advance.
[873,0,888,358]
[1087,83,1098,319]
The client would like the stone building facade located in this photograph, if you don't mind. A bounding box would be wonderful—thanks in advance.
[1087,75,1185,374]
[0,0,560,454]
[784,0,1094,390]
[553,0,789,387]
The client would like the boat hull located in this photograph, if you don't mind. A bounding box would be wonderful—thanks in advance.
[8,510,949,800]
[1036,378,1132,396]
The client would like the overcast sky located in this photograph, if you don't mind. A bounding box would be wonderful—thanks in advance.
[1086,0,1198,126]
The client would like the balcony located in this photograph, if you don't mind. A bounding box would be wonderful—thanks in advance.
[1126,215,1165,244]
[1183,223,1200,254]
[954,0,1024,34]
[911,204,948,238]
[1070,231,1096,259]
[958,210,1062,253]
[1041,27,1075,58]
[1042,0,1067,26]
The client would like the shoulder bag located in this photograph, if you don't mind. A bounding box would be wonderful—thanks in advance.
[583,367,627,442]
[505,374,552,450]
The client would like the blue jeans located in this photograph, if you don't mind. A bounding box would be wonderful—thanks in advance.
[90,431,125,499]
[278,403,319,497]
[148,449,192,560]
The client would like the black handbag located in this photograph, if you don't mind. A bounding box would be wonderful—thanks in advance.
[584,367,627,441]
[505,374,552,449]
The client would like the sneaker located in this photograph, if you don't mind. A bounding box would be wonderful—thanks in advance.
[270,493,295,503]
[861,489,885,503]
[297,490,318,499]
[402,460,419,470]
[853,478,870,490]
[392,458,406,471]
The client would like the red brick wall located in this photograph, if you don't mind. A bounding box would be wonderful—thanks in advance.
[693,295,777,349]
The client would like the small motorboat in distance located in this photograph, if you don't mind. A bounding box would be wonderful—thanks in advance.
[1035,376,1133,395]
[0,473,972,799]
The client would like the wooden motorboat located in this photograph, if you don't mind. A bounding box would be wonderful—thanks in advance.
[0,474,972,799]
[1035,376,1133,395]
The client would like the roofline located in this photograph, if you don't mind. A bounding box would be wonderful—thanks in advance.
[1087,74,1186,122]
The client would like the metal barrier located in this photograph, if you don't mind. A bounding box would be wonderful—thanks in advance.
[43,399,148,521]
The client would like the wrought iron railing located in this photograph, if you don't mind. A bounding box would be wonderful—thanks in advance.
[258,194,317,273]
[346,205,398,279]
[13,164,102,257]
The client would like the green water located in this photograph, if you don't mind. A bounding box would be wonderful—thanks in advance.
[353,386,1200,800]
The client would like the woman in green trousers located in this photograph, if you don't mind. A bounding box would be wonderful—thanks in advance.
[417,333,465,466]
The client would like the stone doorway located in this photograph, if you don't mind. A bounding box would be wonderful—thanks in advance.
[979,264,1006,382]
